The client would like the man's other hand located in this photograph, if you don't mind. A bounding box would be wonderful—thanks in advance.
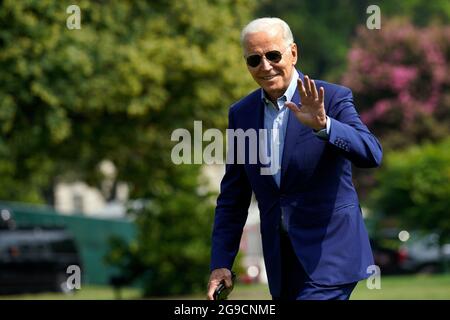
[206,268,233,300]
[285,75,327,131]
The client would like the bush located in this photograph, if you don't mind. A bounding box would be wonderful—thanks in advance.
[370,138,450,242]
[342,19,450,151]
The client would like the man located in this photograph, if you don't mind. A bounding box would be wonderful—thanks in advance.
[207,17,382,300]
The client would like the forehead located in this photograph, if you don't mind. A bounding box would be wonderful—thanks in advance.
[243,29,284,54]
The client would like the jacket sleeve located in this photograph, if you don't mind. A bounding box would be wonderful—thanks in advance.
[327,86,383,168]
[210,107,252,271]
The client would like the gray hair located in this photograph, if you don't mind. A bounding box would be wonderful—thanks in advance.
[240,17,294,48]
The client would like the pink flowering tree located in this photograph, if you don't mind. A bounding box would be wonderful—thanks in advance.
[342,19,450,151]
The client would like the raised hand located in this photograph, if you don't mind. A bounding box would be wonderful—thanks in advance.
[285,75,327,131]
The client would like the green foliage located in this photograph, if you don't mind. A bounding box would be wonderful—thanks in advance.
[1,0,255,296]
[343,20,450,151]
[256,0,450,81]
[106,164,217,296]
[256,0,371,81]
[370,138,450,241]
[381,0,450,26]
[0,0,255,202]
[135,190,214,296]
[104,164,216,296]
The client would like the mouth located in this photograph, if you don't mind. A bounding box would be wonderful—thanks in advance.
[260,74,279,81]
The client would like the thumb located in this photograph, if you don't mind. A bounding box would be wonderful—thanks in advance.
[285,101,300,113]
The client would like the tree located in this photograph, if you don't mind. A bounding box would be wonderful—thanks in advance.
[0,0,255,296]
[256,0,372,80]
[339,19,450,198]
[342,19,450,151]
[369,138,450,244]
[256,0,450,81]
[381,0,450,26]
[0,0,255,202]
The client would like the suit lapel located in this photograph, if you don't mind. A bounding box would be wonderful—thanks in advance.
[280,72,311,189]
[256,92,280,192]
[242,91,280,192]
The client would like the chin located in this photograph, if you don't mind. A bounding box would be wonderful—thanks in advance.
[262,83,283,96]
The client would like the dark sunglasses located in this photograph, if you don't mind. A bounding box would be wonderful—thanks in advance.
[245,45,291,68]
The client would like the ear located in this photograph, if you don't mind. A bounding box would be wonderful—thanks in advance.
[291,43,298,65]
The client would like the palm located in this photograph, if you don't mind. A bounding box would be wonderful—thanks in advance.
[285,75,327,131]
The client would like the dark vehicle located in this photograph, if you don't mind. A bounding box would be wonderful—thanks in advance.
[0,212,82,295]
[397,231,450,274]
[370,238,402,274]
[371,228,450,275]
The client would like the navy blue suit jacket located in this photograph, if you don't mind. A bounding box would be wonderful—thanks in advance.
[210,70,382,297]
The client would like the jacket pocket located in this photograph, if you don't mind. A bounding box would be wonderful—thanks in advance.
[289,203,356,228]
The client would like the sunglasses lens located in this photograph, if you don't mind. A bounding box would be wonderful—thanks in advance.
[246,55,261,68]
[265,51,282,63]
[246,50,283,67]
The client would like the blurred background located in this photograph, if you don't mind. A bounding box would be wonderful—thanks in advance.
[0,0,449,299]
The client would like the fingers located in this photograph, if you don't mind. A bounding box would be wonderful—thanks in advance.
[304,75,312,96]
[319,86,325,104]
[297,78,307,99]
[206,268,232,300]
[310,79,318,100]
[224,276,233,289]
[207,280,219,300]
[299,76,316,100]
[300,75,325,104]
[285,101,300,113]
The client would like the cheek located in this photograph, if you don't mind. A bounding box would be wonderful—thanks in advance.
[275,64,288,75]
[249,70,260,81]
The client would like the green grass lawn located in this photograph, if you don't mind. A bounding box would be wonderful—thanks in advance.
[1,274,449,300]
[166,274,450,300]
[0,285,141,300]
[351,273,450,300]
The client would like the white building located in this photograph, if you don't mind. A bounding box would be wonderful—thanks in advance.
[54,160,129,218]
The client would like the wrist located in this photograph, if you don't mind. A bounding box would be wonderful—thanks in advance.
[313,116,330,140]
[313,117,327,132]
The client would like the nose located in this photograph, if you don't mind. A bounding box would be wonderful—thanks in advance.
[259,56,273,71]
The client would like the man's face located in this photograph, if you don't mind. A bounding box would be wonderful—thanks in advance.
[243,29,297,101]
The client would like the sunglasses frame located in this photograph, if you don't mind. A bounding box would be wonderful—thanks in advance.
[245,44,292,68]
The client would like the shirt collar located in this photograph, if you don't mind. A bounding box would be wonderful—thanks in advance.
[261,70,299,108]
